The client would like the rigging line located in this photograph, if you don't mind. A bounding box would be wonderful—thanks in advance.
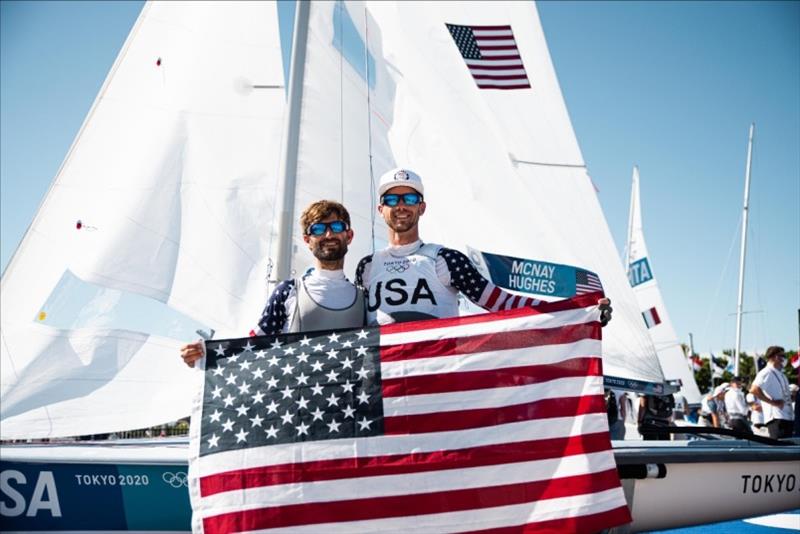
[701,211,743,348]
[363,4,376,254]
[510,158,587,169]
[339,1,344,202]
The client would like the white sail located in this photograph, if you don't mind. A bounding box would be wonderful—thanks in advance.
[1,1,286,439]
[2,0,669,439]
[626,166,702,404]
[358,1,665,388]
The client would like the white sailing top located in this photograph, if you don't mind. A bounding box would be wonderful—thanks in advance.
[724,387,748,418]
[255,268,360,335]
[753,365,793,423]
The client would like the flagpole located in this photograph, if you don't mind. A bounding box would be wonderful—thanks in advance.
[734,123,754,376]
[274,1,311,281]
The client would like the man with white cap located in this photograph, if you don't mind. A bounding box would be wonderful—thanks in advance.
[724,376,751,434]
[356,167,612,325]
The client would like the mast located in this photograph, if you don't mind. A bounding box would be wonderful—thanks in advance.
[625,166,638,270]
[734,123,755,376]
[274,2,311,281]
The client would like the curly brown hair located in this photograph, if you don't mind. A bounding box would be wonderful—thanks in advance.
[299,200,351,234]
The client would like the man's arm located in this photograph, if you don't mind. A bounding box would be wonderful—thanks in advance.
[750,383,784,410]
[354,254,373,289]
[253,279,296,336]
[179,280,295,368]
[437,248,612,324]
[437,248,541,311]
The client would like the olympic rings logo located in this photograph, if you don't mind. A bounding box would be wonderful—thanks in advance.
[384,261,410,274]
[162,471,188,488]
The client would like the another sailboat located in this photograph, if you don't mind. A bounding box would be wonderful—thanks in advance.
[1,2,797,532]
[625,166,703,406]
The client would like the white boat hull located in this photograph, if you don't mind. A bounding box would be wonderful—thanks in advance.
[613,440,800,532]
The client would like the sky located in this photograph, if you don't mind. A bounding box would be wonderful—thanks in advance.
[1,1,798,354]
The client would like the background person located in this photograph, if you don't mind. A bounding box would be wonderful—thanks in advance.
[750,346,794,439]
[724,376,751,434]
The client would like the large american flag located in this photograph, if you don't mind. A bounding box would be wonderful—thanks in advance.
[189,295,630,533]
[446,23,531,90]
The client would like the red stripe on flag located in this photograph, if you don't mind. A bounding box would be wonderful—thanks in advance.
[381,322,600,363]
[472,74,531,81]
[484,286,502,309]
[477,45,520,51]
[465,63,525,70]
[199,431,612,496]
[470,25,513,31]
[384,394,605,435]
[379,294,602,335]
[477,84,532,90]
[472,35,516,41]
[201,468,623,533]
[650,307,661,325]
[383,357,602,397]
[475,54,522,60]
[464,505,632,534]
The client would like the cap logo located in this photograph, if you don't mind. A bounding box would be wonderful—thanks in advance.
[394,170,409,181]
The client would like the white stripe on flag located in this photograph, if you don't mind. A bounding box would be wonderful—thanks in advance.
[196,412,609,477]
[471,29,514,38]
[475,38,518,47]
[241,488,627,534]
[380,307,595,345]
[196,451,617,515]
[464,58,524,68]
[468,68,528,76]
[381,339,600,379]
[479,49,522,58]
[384,375,602,417]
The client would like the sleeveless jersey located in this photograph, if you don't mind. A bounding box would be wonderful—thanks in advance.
[287,276,365,332]
[362,243,459,325]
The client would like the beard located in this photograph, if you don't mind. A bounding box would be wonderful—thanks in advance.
[387,210,418,233]
[311,237,348,261]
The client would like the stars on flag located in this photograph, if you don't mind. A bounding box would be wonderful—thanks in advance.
[200,327,382,454]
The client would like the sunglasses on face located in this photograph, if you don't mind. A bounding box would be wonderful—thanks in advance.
[381,193,423,207]
[306,220,348,236]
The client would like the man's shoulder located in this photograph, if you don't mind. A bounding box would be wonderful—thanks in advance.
[269,279,297,300]
[434,245,468,259]
[356,254,374,267]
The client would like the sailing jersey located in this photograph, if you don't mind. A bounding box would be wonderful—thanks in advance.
[355,240,541,325]
[254,268,361,335]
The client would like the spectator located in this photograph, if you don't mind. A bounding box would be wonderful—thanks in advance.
[724,376,751,434]
[750,346,794,439]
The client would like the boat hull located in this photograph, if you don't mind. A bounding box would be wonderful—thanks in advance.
[2,439,798,532]
[0,441,191,532]
[614,440,800,532]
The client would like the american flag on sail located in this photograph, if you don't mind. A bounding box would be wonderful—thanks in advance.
[446,23,531,90]
[189,295,631,533]
[576,269,604,295]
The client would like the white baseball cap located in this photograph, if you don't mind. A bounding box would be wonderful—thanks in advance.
[378,167,424,198]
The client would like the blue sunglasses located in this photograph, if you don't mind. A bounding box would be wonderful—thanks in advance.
[381,193,423,207]
[306,220,348,236]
